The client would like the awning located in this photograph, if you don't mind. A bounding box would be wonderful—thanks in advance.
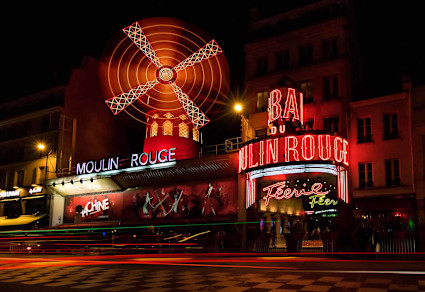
[0,214,47,226]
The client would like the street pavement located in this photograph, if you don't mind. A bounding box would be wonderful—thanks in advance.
[0,254,424,291]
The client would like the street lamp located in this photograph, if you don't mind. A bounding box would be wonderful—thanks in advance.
[36,143,53,180]
[234,103,243,113]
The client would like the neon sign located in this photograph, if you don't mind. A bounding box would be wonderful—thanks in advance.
[0,190,21,199]
[81,198,110,217]
[29,187,43,194]
[239,134,348,173]
[262,181,330,206]
[308,194,338,208]
[268,88,303,131]
[76,147,177,175]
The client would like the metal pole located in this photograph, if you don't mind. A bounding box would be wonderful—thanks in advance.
[45,151,49,180]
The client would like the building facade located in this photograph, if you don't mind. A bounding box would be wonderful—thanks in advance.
[348,92,416,251]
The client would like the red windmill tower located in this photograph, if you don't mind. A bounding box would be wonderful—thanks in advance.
[100,18,229,160]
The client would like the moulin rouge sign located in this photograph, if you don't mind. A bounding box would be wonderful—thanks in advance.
[76,147,177,175]
[239,87,348,173]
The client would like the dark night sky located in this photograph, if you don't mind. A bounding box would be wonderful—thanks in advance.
[1,1,424,132]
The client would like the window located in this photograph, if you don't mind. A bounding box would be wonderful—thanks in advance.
[298,45,313,66]
[322,38,338,60]
[303,120,314,131]
[383,113,399,139]
[256,91,268,112]
[323,75,338,99]
[276,51,289,71]
[385,159,400,187]
[256,57,268,76]
[324,116,339,133]
[193,128,199,142]
[163,120,173,136]
[359,162,373,189]
[150,121,158,137]
[0,172,6,189]
[255,128,267,138]
[15,169,24,187]
[178,123,189,138]
[357,117,372,143]
[300,80,313,104]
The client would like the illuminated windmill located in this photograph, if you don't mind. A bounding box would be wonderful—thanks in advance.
[101,18,229,159]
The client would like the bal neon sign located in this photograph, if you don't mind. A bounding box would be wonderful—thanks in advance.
[76,147,177,175]
[239,134,348,173]
[268,87,303,135]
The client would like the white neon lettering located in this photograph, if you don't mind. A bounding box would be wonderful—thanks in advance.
[81,198,110,217]
[86,161,94,173]
[110,157,119,170]
[168,147,177,161]
[76,162,86,175]
[131,154,139,167]
[158,149,169,163]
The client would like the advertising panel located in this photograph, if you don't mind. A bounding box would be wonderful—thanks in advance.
[63,178,237,223]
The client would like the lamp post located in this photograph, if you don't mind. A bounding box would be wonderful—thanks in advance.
[37,143,53,180]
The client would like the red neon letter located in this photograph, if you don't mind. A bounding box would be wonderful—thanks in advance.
[248,143,258,168]
[301,135,315,160]
[334,137,343,163]
[285,136,299,162]
[259,140,265,166]
[282,88,299,121]
[239,146,248,172]
[266,139,278,164]
[318,135,332,160]
[268,89,282,125]
[343,139,349,166]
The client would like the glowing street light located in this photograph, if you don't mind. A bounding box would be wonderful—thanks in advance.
[234,103,243,113]
[36,143,53,179]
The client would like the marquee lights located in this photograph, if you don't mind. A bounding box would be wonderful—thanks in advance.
[239,134,348,173]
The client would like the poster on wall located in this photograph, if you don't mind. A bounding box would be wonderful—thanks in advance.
[64,192,123,223]
[63,178,237,223]
[123,178,237,221]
